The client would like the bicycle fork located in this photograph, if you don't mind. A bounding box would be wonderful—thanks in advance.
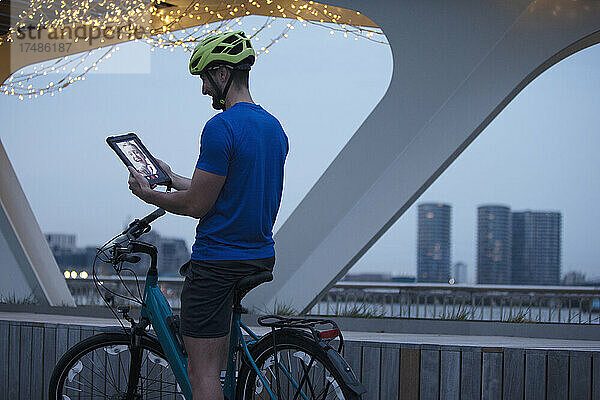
[125,334,144,399]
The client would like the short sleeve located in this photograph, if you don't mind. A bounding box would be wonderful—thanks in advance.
[196,116,232,176]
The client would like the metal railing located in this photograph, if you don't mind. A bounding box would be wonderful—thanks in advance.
[66,275,183,309]
[66,278,600,324]
[309,282,600,324]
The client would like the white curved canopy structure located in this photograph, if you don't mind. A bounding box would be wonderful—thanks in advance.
[0,0,599,310]
[245,0,600,312]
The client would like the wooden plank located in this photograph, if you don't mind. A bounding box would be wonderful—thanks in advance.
[419,349,439,400]
[547,351,568,400]
[503,348,524,400]
[380,344,400,400]
[81,326,95,341]
[19,325,33,400]
[343,341,363,383]
[593,353,600,400]
[440,350,460,400]
[43,326,57,400]
[399,347,420,400]
[8,324,20,399]
[361,344,381,400]
[461,349,482,400]
[68,325,81,349]
[569,352,591,400]
[524,351,546,400]
[31,326,44,400]
[55,325,69,363]
[0,321,9,399]
[482,351,502,400]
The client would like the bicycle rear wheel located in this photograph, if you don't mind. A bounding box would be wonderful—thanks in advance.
[48,332,185,400]
[236,329,360,400]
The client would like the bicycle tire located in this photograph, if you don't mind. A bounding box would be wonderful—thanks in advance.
[236,329,361,400]
[48,332,185,400]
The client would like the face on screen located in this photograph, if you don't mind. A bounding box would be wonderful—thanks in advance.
[117,140,157,176]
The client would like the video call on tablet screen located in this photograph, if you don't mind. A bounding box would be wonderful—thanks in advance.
[116,139,160,178]
[107,133,171,186]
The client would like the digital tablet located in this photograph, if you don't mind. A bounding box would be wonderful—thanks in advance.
[107,133,172,187]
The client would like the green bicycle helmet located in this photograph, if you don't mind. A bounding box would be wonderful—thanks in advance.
[189,30,255,75]
[189,31,255,109]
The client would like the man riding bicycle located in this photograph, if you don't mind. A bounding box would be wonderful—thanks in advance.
[127,30,289,400]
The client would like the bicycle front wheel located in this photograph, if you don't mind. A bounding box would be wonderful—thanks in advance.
[48,332,185,400]
[237,329,361,400]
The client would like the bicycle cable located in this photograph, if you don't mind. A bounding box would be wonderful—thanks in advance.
[91,232,142,333]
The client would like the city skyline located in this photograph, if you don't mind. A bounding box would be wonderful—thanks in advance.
[45,230,190,277]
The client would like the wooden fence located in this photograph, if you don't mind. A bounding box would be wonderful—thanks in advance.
[1,319,599,399]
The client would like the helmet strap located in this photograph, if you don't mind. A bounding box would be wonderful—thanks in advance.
[205,67,235,110]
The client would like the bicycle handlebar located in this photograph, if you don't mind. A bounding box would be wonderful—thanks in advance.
[122,208,166,239]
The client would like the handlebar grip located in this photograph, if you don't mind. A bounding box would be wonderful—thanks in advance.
[140,208,166,225]
[122,208,166,238]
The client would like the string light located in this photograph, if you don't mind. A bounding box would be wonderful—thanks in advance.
[0,0,387,99]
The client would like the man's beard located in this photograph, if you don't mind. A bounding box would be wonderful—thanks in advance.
[211,95,222,110]
[211,95,225,110]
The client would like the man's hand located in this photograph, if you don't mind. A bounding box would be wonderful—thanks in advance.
[155,158,192,191]
[128,167,153,202]
[156,158,173,180]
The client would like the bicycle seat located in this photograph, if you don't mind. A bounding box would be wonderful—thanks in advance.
[233,271,273,311]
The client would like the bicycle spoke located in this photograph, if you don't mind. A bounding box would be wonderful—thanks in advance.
[104,350,121,392]
[78,357,120,391]
[67,374,108,396]
[292,355,315,400]
[314,379,334,400]
[242,338,355,400]
[299,360,318,398]
[64,356,118,397]
[52,334,183,400]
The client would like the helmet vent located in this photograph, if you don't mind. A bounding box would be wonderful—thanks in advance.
[202,36,219,46]
[229,43,243,55]
[222,35,238,44]
[213,45,227,53]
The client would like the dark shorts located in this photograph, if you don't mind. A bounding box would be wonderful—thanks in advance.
[179,256,275,338]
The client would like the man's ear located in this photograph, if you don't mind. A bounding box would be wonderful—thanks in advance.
[218,66,230,83]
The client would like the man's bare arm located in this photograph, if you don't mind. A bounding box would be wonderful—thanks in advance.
[169,171,192,191]
[129,167,225,219]
[156,159,192,191]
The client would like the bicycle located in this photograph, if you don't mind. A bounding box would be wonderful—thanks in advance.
[49,208,366,399]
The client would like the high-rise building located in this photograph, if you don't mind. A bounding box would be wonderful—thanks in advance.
[511,211,561,285]
[452,262,468,284]
[45,233,76,252]
[417,203,451,283]
[139,231,190,276]
[477,205,512,284]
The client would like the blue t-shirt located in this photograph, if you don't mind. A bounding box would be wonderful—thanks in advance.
[191,102,288,261]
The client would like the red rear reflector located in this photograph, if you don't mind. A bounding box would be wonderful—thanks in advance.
[318,329,340,339]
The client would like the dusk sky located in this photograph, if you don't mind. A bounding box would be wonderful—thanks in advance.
[1,17,599,283]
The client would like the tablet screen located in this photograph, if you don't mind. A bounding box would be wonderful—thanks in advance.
[107,133,172,186]
[116,139,159,177]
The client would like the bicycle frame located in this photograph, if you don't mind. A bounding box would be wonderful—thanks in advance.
[139,262,279,400]
[223,313,277,400]
[140,270,193,399]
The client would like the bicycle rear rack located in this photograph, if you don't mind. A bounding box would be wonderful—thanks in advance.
[257,315,344,352]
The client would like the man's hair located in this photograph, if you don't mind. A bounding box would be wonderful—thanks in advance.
[230,69,250,88]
